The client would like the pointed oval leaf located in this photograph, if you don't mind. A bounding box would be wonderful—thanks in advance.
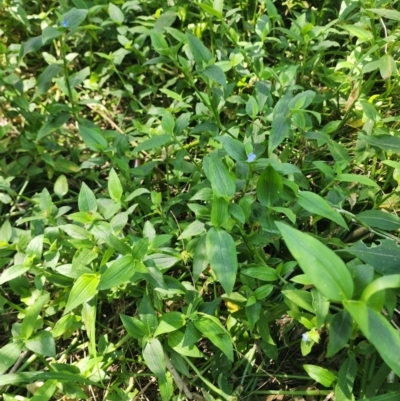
[297,191,348,229]
[257,164,283,207]
[154,312,186,336]
[208,153,236,199]
[98,255,137,290]
[143,338,166,378]
[344,300,400,377]
[326,310,352,357]
[25,331,56,357]
[276,223,353,301]
[108,168,123,201]
[0,342,23,374]
[357,210,400,231]
[194,314,233,361]
[78,182,97,213]
[64,274,99,314]
[206,227,238,294]
[78,125,108,151]
[120,314,148,339]
[215,136,247,162]
[186,32,212,67]
[303,364,336,387]
[380,54,396,80]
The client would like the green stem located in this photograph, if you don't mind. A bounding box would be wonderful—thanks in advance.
[181,355,238,401]
[60,35,78,121]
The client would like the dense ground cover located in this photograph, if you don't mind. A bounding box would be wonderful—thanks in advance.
[1,0,400,399]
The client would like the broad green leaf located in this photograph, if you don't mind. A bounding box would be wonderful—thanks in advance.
[178,220,205,240]
[59,224,91,240]
[69,67,90,88]
[210,196,229,227]
[202,65,226,88]
[206,227,237,294]
[199,3,222,18]
[336,173,379,187]
[276,223,353,301]
[150,30,170,56]
[143,338,166,378]
[216,136,247,162]
[361,275,400,303]
[297,191,348,229]
[154,11,177,33]
[98,255,137,290]
[54,175,68,199]
[335,357,357,401]
[42,26,62,44]
[241,266,278,281]
[368,8,400,21]
[194,314,233,361]
[380,54,396,80]
[21,36,43,57]
[256,165,283,207]
[289,90,316,110]
[0,342,23,374]
[21,293,49,340]
[108,3,124,24]
[346,240,400,275]
[134,134,171,154]
[246,96,259,118]
[78,182,97,213]
[35,64,62,97]
[120,314,148,339]
[132,238,149,260]
[213,0,224,14]
[25,330,56,357]
[31,379,57,401]
[154,312,186,336]
[208,153,236,199]
[61,8,88,29]
[193,235,208,282]
[269,116,291,154]
[0,265,29,285]
[344,300,400,376]
[268,90,292,154]
[342,25,373,41]
[303,364,336,387]
[357,210,400,231]
[78,125,108,151]
[108,168,123,201]
[326,310,352,357]
[282,289,314,313]
[168,330,203,358]
[64,274,99,314]
[186,32,212,67]
[139,295,158,335]
[36,112,68,141]
[359,133,400,153]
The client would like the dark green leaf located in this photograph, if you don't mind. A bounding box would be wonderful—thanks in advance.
[208,153,236,199]
[277,223,353,301]
[143,338,166,378]
[326,310,352,357]
[206,227,237,294]
[64,274,99,314]
[187,32,212,67]
[79,125,108,151]
[256,165,283,207]
[357,210,400,231]
[25,331,56,357]
[344,300,400,376]
[297,191,348,229]
[78,182,97,213]
[346,240,400,275]
[98,255,137,290]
